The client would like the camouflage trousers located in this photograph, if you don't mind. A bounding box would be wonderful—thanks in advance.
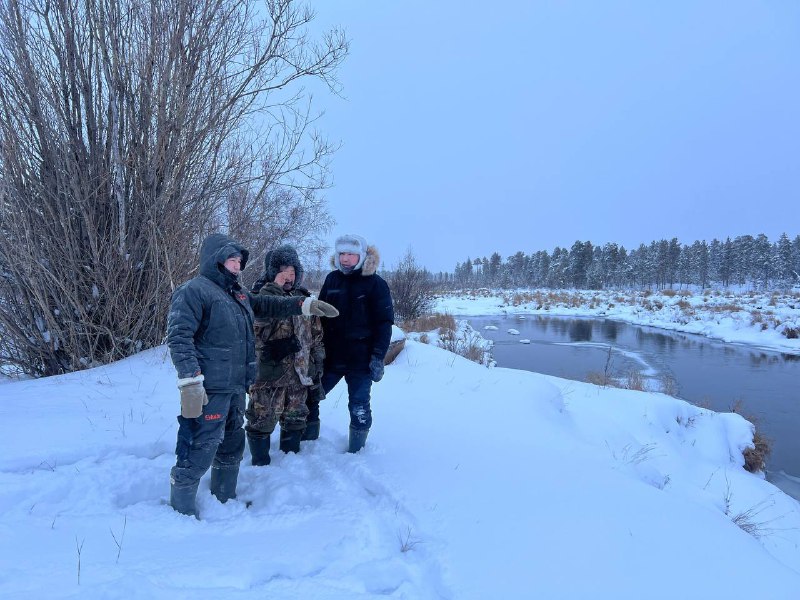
[246,383,310,434]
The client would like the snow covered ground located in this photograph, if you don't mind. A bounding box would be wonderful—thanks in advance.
[1,316,800,597]
[435,288,800,355]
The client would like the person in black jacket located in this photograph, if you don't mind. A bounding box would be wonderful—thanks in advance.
[166,233,338,518]
[316,234,394,453]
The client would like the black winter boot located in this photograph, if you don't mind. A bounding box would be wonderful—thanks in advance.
[247,433,271,466]
[210,466,239,504]
[279,428,302,454]
[301,420,320,441]
[347,427,369,454]
[170,481,200,519]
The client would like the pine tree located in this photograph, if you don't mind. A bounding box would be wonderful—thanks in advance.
[775,233,794,286]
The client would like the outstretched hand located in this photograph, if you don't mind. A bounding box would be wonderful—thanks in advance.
[302,298,339,318]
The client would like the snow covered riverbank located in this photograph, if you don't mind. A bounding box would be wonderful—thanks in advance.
[435,288,800,356]
[1,331,799,597]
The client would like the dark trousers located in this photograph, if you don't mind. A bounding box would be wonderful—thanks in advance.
[321,371,373,431]
[170,391,246,488]
[305,382,325,422]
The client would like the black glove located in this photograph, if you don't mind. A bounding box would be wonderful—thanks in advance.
[310,382,326,402]
[369,355,384,383]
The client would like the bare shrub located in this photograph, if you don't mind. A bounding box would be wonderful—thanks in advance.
[545,290,583,307]
[743,429,772,473]
[505,291,537,306]
[586,371,613,387]
[708,303,743,313]
[769,293,779,307]
[399,313,456,334]
[439,327,487,364]
[730,402,772,473]
[0,0,347,376]
[662,289,678,297]
[389,250,436,322]
[782,326,800,339]
[586,345,615,388]
[625,370,645,391]
[659,374,677,397]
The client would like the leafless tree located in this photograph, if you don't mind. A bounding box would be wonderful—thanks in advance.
[389,249,436,322]
[0,0,347,376]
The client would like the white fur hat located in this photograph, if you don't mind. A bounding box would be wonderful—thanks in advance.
[334,234,367,271]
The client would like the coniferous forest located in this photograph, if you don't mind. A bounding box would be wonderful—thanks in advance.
[436,233,800,291]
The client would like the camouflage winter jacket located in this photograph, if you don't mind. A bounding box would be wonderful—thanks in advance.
[252,282,325,388]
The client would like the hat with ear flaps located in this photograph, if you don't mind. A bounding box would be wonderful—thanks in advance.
[265,244,304,286]
[334,234,367,271]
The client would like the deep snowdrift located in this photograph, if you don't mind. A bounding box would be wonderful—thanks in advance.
[1,337,798,598]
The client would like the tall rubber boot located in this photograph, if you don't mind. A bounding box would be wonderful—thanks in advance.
[210,465,239,504]
[247,433,271,466]
[170,481,200,519]
[301,420,320,441]
[347,427,369,454]
[279,428,302,454]
[302,397,321,441]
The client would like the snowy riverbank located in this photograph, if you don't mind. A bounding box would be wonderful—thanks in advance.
[1,332,799,597]
[435,288,800,356]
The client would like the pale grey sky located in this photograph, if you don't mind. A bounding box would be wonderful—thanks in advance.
[310,0,800,272]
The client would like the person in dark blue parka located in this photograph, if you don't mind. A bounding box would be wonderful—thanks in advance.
[316,234,394,453]
[166,233,338,517]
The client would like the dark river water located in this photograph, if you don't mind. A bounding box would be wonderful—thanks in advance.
[467,315,800,484]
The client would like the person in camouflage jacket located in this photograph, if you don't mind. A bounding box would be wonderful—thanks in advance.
[245,245,326,463]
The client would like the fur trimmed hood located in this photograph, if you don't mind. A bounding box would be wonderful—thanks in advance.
[331,243,380,276]
[251,244,304,293]
[264,244,304,286]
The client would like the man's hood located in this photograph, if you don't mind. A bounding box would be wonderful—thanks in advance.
[199,233,249,284]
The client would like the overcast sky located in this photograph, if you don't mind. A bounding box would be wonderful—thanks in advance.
[309,0,800,273]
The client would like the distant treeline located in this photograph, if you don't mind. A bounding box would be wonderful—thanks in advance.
[434,233,800,290]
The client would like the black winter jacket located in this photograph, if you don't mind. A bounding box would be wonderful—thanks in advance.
[167,233,305,392]
[318,245,394,373]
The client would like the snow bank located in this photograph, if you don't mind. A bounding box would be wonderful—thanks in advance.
[1,340,799,598]
[436,289,800,355]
